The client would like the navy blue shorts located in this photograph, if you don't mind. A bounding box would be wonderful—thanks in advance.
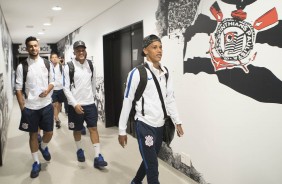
[19,104,54,132]
[52,89,66,103]
[68,103,98,131]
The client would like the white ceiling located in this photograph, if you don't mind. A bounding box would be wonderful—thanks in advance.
[0,0,121,44]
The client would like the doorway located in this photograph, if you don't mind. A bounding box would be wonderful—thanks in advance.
[103,21,143,132]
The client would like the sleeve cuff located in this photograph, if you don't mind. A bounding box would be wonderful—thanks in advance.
[119,129,127,135]
[175,121,182,125]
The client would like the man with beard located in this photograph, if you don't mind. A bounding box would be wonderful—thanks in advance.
[15,36,55,178]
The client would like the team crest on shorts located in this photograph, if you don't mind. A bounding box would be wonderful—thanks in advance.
[145,135,154,147]
[22,123,29,129]
[69,122,75,129]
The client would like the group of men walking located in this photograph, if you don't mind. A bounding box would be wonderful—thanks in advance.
[15,37,107,179]
[15,34,184,184]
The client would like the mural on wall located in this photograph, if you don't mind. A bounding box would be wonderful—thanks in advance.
[0,11,13,166]
[156,0,208,183]
[185,0,282,104]
[156,0,282,183]
[156,0,200,41]
[57,30,106,123]
[57,29,80,62]
[95,77,105,123]
[0,73,9,165]
[157,0,282,104]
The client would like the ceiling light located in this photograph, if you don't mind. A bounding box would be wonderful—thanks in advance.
[38,32,45,35]
[43,23,51,26]
[52,6,62,11]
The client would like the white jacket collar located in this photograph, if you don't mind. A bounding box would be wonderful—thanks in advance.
[145,59,167,76]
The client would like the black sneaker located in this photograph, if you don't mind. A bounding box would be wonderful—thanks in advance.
[55,120,61,129]
[76,149,85,162]
[39,144,51,161]
[94,154,108,169]
[81,126,86,135]
[30,162,41,178]
[131,180,143,184]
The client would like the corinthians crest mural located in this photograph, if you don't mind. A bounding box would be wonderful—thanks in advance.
[157,0,282,104]
[209,1,277,73]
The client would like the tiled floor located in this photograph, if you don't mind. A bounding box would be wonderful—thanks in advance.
[0,97,198,184]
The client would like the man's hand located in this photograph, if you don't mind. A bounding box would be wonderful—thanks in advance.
[20,105,25,111]
[39,90,48,98]
[74,104,84,114]
[176,124,184,137]
[118,135,127,148]
[39,84,54,98]
[16,90,25,110]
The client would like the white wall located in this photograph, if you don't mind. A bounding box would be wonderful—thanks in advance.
[64,0,160,77]
[59,0,282,183]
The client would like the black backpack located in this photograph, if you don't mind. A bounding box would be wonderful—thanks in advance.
[21,58,50,98]
[67,59,94,89]
[129,63,169,119]
[58,64,63,74]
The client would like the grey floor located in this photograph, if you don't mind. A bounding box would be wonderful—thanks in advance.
[0,98,198,184]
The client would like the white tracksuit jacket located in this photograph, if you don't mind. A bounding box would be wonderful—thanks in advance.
[119,60,182,135]
[63,59,96,107]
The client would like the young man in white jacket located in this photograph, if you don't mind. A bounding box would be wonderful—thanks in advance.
[63,40,107,169]
[50,52,65,128]
[16,36,55,178]
[118,34,184,184]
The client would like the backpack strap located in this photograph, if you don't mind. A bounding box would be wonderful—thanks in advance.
[22,60,28,99]
[144,64,169,119]
[87,59,94,80]
[43,58,50,73]
[43,58,50,84]
[67,61,75,90]
[59,64,63,74]
[129,64,148,118]
[164,66,169,87]
[133,65,147,102]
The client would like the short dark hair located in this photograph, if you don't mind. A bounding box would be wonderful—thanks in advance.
[50,51,58,57]
[25,36,38,46]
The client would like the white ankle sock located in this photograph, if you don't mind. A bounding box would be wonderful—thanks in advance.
[41,142,48,150]
[93,143,100,157]
[32,151,40,164]
[75,141,83,150]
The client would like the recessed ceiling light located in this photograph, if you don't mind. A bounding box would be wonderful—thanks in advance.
[43,23,51,26]
[52,6,62,11]
[38,32,45,35]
